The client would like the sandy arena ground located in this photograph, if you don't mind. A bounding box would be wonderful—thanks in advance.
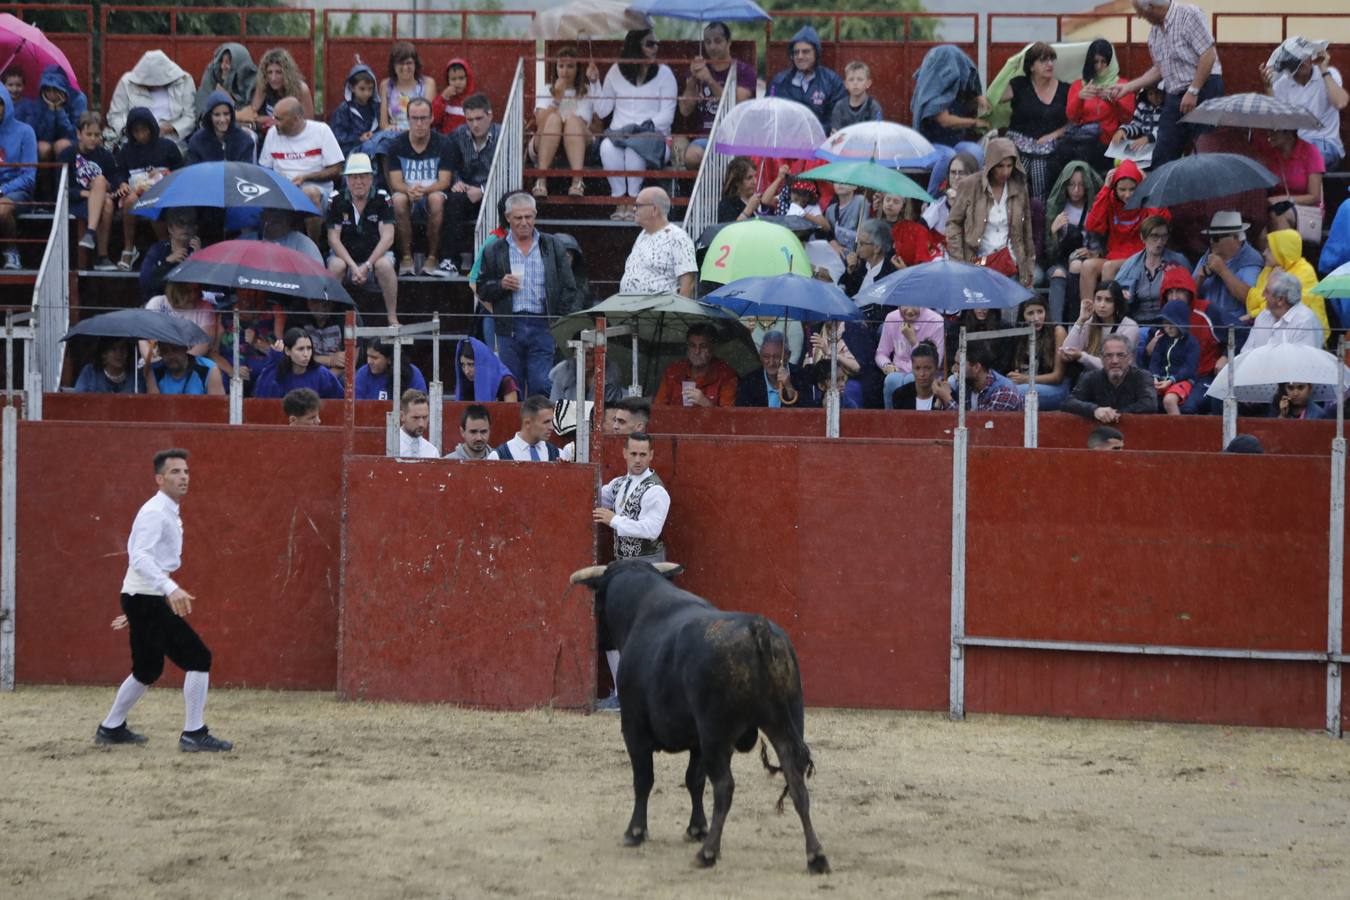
[2,687,1348,899]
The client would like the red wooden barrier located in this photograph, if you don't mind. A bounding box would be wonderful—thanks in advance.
[100,6,316,114]
[0,4,93,97]
[338,455,597,708]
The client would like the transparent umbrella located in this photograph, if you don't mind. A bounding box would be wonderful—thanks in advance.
[1206,342,1350,403]
[815,121,940,168]
[714,98,827,160]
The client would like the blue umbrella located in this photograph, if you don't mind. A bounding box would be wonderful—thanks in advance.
[629,0,770,21]
[856,260,1032,311]
[61,308,210,347]
[131,161,320,230]
[705,274,861,322]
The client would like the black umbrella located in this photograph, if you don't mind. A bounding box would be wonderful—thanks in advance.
[1125,153,1278,210]
[61,308,210,346]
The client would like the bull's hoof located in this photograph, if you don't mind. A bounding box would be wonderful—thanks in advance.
[695,848,718,868]
[807,852,831,875]
[684,824,708,842]
[623,827,647,847]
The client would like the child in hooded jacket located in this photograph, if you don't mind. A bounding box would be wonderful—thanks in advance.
[1148,299,1200,415]
[115,106,183,270]
[432,59,474,135]
[329,63,380,158]
[16,64,87,163]
[1077,160,1167,307]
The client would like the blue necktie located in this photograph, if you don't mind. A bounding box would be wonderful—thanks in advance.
[528,443,540,461]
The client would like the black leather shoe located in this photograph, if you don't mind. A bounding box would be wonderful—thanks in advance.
[179,729,233,753]
[95,723,148,745]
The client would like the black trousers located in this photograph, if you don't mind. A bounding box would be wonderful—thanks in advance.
[442,191,481,261]
[121,593,212,684]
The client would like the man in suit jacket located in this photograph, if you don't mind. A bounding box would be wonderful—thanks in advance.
[736,331,811,407]
[477,192,583,396]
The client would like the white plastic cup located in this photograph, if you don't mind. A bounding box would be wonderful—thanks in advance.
[682,380,696,406]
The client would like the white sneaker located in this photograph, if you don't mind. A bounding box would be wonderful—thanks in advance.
[78,231,96,251]
[2,250,20,270]
[437,258,458,276]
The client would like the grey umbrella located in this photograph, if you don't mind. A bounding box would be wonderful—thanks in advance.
[1180,93,1320,130]
[1124,153,1279,209]
[62,308,210,347]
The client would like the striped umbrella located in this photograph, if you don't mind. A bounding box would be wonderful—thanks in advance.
[1181,93,1319,130]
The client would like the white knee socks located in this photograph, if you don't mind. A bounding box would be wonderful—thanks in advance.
[102,675,148,729]
[606,651,621,697]
[183,671,209,733]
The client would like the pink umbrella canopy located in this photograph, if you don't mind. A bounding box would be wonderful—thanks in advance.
[0,13,81,97]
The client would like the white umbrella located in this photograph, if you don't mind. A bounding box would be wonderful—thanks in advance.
[815,121,940,169]
[713,98,827,160]
[1206,342,1350,403]
[529,0,652,40]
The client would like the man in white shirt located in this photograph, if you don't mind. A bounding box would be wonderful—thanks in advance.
[96,449,232,752]
[488,394,560,460]
[397,389,440,457]
[1245,270,1323,351]
[619,188,697,298]
[1265,38,1348,170]
[591,432,671,711]
[258,97,344,241]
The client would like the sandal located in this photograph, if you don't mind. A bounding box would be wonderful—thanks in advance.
[610,207,629,221]
[568,180,585,197]
[116,248,139,271]
[532,178,548,198]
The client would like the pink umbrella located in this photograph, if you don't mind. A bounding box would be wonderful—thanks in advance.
[0,14,82,98]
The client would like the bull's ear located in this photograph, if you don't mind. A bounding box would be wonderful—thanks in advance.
[569,565,608,587]
[653,562,684,580]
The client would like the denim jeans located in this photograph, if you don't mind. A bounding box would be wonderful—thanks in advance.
[495,315,556,399]
[1016,380,1069,411]
[1154,74,1223,168]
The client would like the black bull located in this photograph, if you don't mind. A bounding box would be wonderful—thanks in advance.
[570,559,829,873]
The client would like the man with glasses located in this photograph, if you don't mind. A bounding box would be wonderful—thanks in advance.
[619,187,697,298]
[653,323,738,407]
[385,97,453,277]
[1063,333,1158,422]
[1114,216,1187,325]
[477,192,582,397]
[1193,211,1263,332]
[767,26,846,130]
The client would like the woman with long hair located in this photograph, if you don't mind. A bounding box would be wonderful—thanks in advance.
[354,340,427,401]
[380,41,435,132]
[253,328,344,399]
[1009,296,1069,409]
[531,46,594,199]
[1061,281,1139,372]
[250,48,314,127]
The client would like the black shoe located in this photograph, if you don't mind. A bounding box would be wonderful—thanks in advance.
[95,723,148,745]
[179,728,233,753]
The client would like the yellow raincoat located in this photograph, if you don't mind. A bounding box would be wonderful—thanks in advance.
[1245,229,1329,341]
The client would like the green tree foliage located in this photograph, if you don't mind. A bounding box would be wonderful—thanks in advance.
[757,0,937,43]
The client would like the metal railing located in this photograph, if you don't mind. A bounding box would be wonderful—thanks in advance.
[29,167,69,404]
[681,66,738,245]
[475,58,525,257]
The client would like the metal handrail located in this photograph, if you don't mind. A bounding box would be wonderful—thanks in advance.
[475,58,525,257]
[28,166,69,405]
[680,65,737,245]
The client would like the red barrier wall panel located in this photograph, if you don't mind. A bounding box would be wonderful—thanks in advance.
[338,456,597,708]
[15,422,342,689]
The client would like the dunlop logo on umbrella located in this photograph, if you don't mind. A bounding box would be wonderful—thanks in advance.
[235,179,271,203]
[238,275,300,291]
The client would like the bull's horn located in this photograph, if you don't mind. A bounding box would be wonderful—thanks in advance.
[653,562,682,574]
[569,565,608,584]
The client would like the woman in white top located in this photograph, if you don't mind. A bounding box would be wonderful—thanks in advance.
[587,29,677,220]
[532,47,595,199]
[1060,281,1139,372]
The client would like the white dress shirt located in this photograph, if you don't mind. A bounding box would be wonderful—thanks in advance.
[599,468,670,541]
[399,429,439,458]
[121,490,183,596]
[1246,303,1323,351]
[487,434,556,461]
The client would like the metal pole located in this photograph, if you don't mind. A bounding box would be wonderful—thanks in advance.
[1328,337,1345,737]
[389,339,403,457]
[229,311,242,425]
[631,331,640,397]
[950,327,968,721]
[1024,325,1038,448]
[573,336,590,465]
[0,402,16,691]
[592,316,608,475]
[826,330,840,438]
[427,316,443,455]
[1222,325,1237,449]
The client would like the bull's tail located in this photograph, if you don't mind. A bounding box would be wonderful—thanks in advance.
[750,617,815,815]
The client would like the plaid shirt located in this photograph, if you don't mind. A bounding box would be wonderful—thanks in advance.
[507,233,546,315]
[968,371,1024,412]
[1147,1,1221,94]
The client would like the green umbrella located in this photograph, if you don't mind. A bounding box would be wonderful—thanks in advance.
[699,220,812,285]
[550,292,759,394]
[798,160,934,203]
[1312,262,1350,298]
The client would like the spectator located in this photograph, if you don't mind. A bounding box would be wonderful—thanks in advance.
[767,26,845,130]
[608,396,651,434]
[1063,333,1157,422]
[432,58,473,136]
[146,282,216,357]
[282,387,322,425]
[1262,130,1324,236]
[1112,0,1223,168]
[301,298,344,376]
[1065,39,1133,172]
[890,341,952,410]
[15,64,86,165]
[1246,269,1323,350]
[878,192,941,268]
[454,337,520,403]
[1009,296,1070,410]
[736,330,806,407]
[1245,230,1328,341]
[385,96,453,277]
[878,306,945,408]
[654,323,737,407]
[553,232,592,306]
[1194,211,1263,330]
[0,89,35,269]
[1158,265,1229,414]
[74,337,141,394]
[1077,161,1164,307]
[826,181,867,255]
[829,62,883,134]
[619,188,697,297]
[61,111,119,271]
[326,153,399,326]
[675,22,755,172]
[488,395,560,461]
[921,150,979,239]
[911,45,988,193]
[329,64,380,158]
[257,97,344,240]
[397,389,439,458]
[804,321,865,408]
[476,192,582,396]
[785,180,826,227]
[250,49,314,130]
[1044,162,1104,325]
[2,68,23,110]
[548,345,624,403]
[445,404,493,460]
[185,91,256,164]
[253,328,344,400]
[718,157,765,223]
[839,218,897,304]
[145,342,225,396]
[1272,382,1327,420]
[107,51,196,149]
[1224,434,1265,453]
[531,48,593,198]
[117,107,183,271]
[1087,426,1125,449]
[194,43,257,123]
[354,340,426,401]
[1112,216,1188,325]
[1061,281,1140,372]
[945,138,1036,288]
[588,29,678,220]
[956,342,1023,412]
[443,93,500,267]
[212,289,286,385]
[1110,86,1165,163]
[254,208,323,266]
[1147,300,1200,415]
[380,42,435,133]
[946,308,1014,376]
[997,42,1069,202]
[139,208,199,301]
[1264,37,1347,171]
[803,361,859,409]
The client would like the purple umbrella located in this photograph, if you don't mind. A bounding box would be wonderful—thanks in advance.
[0,14,81,97]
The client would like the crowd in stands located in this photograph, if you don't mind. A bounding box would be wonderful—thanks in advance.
[4,2,1342,428]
